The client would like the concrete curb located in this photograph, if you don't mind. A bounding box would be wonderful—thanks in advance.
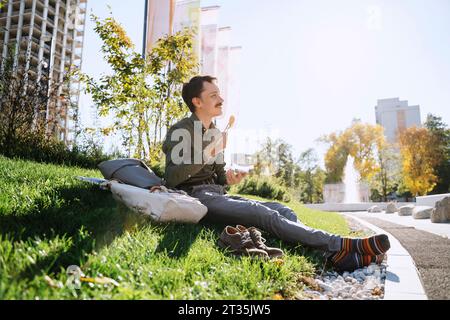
[341,212,428,300]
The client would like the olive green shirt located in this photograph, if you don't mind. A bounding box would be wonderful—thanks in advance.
[162,113,227,191]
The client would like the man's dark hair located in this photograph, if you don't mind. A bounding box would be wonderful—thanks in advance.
[182,76,217,113]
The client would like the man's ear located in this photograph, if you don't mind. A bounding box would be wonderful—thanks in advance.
[192,97,201,109]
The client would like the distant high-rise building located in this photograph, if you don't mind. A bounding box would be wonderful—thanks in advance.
[230,153,253,167]
[0,0,88,143]
[375,98,421,144]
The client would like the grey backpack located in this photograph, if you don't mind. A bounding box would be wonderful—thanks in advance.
[98,158,163,189]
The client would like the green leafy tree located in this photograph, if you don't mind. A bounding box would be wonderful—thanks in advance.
[253,137,281,176]
[296,148,325,203]
[252,139,325,203]
[275,142,296,188]
[424,114,450,193]
[370,145,401,201]
[76,13,198,164]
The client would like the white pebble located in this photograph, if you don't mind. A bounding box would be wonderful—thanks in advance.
[317,281,333,292]
[366,282,377,290]
[306,259,387,300]
[363,267,372,275]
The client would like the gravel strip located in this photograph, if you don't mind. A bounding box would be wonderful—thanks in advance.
[300,260,387,300]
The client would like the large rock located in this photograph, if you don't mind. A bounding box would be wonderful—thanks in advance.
[398,205,414,216]
[412,206,433,219]
[368,205,382,213]
[431,196,450,223]
[385,202,398,214]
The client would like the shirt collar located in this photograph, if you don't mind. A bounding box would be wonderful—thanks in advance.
[189,113,216,130]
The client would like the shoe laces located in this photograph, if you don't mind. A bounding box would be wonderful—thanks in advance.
[239,232,256,249]
[249,227,266,244]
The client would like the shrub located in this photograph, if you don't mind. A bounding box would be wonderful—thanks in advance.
[233,176,290,202]
[1,131,112,169]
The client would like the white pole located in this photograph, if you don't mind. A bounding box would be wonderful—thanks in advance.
[1,0,14,72]
[12,0,26,71]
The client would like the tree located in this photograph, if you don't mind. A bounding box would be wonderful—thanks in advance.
[321,120,386,183]
[76,13,198,164]
[0,46,63,156]
[297,148,325,203]
[275,142,296,188]
[399,127,441,196]
[251,138,326,203]
[370,144,401,201]
[320,132,349,183]
[347,120,385,181]
[253,137,281,176]
[424,114,450,193]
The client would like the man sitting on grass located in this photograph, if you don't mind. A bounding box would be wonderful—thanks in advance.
[162,76,390,271]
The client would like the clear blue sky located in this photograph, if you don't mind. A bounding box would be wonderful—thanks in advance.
[80,0,450,162]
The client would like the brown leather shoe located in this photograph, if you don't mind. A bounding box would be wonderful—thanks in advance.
[218,226,269,258]
[236,225,284,259]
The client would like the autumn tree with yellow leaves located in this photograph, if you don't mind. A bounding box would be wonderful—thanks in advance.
[399,127,442,196]
[321,120,386,184]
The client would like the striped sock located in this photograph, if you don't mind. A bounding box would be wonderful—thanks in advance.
[341,234,390,256]
[331,251,385,272]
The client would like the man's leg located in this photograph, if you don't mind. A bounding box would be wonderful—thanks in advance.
[226,195,299,223]
[256,201,300,223]
[232,196,390,256]
[195,188,342,252]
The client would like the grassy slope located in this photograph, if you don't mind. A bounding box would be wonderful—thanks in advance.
[0,156,354,300]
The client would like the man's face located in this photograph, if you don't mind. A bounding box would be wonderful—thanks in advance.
[193,81,224,118]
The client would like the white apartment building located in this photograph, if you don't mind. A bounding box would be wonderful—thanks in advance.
[0,0,88,143]
[375,98,421,144]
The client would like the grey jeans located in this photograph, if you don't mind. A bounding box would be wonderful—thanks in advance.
[190,184,342,252]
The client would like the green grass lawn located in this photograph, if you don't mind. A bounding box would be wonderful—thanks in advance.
[0,156,357,300]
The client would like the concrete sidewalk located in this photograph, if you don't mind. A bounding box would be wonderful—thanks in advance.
[344,212,450,300]
[342,212,428,300]
[350,210,450,238]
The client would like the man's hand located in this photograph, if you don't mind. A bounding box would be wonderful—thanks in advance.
[150,186,162,193]
[226,169,248,186]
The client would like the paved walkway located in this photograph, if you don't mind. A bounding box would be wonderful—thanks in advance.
[353,210,450,238]
[344,212,450,300]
